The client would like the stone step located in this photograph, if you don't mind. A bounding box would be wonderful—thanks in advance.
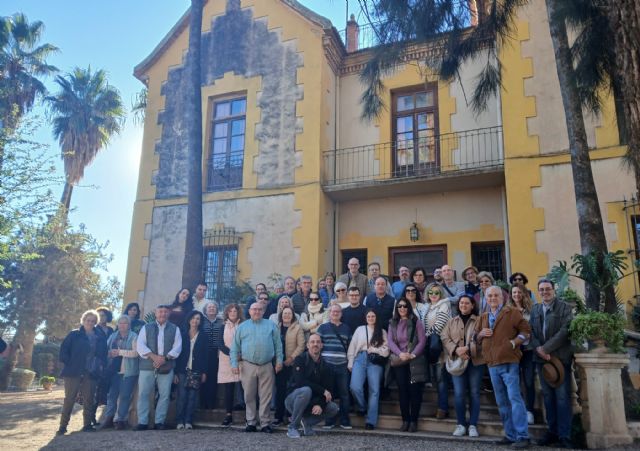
[195,408,548,439]
[195,420,502,443]
[377,400,503,421]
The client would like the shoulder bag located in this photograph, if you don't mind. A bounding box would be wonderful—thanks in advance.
[365,327,388,367]
[445,321,469,376]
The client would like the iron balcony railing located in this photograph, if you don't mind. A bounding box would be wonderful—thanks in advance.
[206,150,244,192]
[322,126,503,187]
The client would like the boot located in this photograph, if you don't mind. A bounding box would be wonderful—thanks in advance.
[408,421,418,433]
[97,416,114,430]
[400,421,409,432]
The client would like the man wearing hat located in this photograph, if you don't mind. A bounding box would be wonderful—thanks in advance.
[529,279,574,449]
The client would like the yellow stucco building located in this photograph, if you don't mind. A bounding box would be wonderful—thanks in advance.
[125,0,637,313]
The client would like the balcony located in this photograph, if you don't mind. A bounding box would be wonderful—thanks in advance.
[322,126,504,201]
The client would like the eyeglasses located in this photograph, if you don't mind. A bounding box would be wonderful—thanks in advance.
[539,288,554,292]
[405,288,416,293]
[397,304,409,309]
[309,297,320,301]
[336,288,346,292]
[428,291,440,296]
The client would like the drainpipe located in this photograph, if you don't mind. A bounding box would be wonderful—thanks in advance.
[332,66,341,273]
[501,186,512,277]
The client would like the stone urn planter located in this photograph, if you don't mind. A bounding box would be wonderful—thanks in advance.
[575,353,633,449]
[10,368,36,391]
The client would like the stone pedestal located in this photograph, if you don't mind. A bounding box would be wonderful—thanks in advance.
[575,353,633,449]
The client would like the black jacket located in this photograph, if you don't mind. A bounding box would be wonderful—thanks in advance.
[59,327,108,378]
[529,299,574,364]
[342,304,367,335]
[175,329,210,375]
[287,351,334,411]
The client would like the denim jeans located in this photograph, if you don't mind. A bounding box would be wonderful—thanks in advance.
[489,363,529,442]
[104,373,137,421]
[451,362,485,427]
[285,387,339,429]
[176,373,200,425]
[136,369,174,425]
[349,351,383,426]
[325,363,350,426]
[429,361,450,412]
[520,350,536,412]
[537,362,573,440]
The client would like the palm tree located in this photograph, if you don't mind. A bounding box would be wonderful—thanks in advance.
[605,1,640,197]
[0,13,58,169]
[47,67,125,215]
[131,87,147,127]
[357,0,614,311]
[181,0,204,290]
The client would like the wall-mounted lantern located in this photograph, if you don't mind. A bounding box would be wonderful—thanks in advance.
[409,222,419,242]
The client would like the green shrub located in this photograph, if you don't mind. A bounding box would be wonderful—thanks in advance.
[569,311,625,353]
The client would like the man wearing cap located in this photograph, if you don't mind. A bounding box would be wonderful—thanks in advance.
[135,304,182,430]
[475,286,531,448]
[529,279,573,449]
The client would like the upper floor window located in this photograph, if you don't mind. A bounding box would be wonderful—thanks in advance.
[207,97,246,191]
[392,86,438,176]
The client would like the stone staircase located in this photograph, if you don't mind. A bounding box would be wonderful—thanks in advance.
[194,385,548,440]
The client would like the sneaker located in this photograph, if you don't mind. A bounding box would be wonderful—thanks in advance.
[511,439,530,449]
[468,425,479,437]
[287,426,301,438]
[453,424,466,437]
[340,423,353,430]
[185,423,193,430]
[271,419,282,427]
[526,411,534,425]
[176,424,185,430]
[81,425,96,432]
[301,419,315,436]
[221,415,233,427]
[245,424,257,432]
[55,427,67,436]
[322,423,334,430]
[261,425,274,433]
[134,424,148,431]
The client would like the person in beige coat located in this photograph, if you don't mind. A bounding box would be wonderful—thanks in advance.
[273,306,305,425]
[441,294,486,438]
[217,303,243,426]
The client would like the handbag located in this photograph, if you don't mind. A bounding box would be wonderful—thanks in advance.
[446,321,472,376]
[389,319,417,367]
[409,354,426,383]
[365,326,388,367]
[184,369,202,390]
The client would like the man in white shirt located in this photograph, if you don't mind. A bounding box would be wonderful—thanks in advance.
[135,304,182,430]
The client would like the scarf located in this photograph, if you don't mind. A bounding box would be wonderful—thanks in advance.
[306,301,323,316]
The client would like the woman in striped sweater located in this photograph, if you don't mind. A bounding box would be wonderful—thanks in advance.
[424,283,452,420]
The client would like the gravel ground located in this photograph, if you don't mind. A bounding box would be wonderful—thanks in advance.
[1,388,637,450]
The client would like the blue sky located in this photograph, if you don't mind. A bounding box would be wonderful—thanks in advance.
[2,1,351,293]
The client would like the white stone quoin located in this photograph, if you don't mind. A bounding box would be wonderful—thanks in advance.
[575,353,633,449]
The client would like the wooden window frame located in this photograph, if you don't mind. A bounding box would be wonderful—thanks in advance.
[391,83,440,176]
[388,244,447,283]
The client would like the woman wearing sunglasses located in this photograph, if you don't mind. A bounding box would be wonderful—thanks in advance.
[388,298,426,432]
[424,283,452,420]
[401,283,427,323]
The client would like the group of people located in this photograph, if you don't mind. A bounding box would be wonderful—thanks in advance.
[56,260,575,449]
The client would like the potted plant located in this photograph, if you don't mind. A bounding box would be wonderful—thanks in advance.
[40,375,56,390]
[11,368,36,391]
[569,310,625,353]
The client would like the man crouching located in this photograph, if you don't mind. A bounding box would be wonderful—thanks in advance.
[285,333,338,438]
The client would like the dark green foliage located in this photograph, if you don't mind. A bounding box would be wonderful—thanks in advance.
[569,310,625,353]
